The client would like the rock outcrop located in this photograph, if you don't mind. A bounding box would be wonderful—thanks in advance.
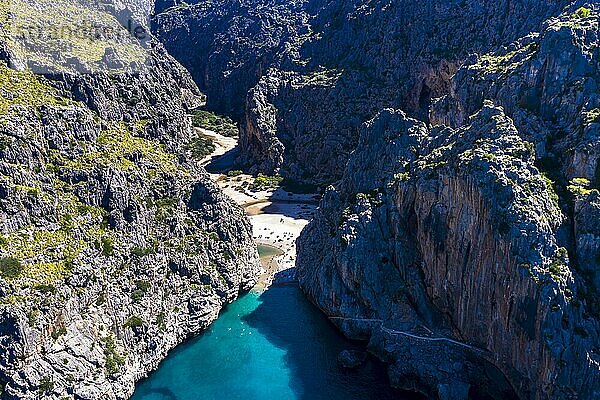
[0,1,261,399]
[153,0,573,186]
[297,5,600,398]
[297,102,600,399]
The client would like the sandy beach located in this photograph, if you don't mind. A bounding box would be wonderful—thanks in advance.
[200,128,318,289]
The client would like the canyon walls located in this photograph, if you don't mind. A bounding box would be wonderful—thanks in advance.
[154,0,573,186]
[0,1,261,398]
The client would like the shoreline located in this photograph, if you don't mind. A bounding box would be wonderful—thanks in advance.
[199,127,317,291]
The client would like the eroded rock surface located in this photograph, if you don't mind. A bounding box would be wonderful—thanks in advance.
[295,5,600,398]
[297,102,600,399]
[0,1,261,399]
[154,0,572,186]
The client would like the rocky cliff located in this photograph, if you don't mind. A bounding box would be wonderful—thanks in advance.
[297,4,600,399]
[151,1,600,397]
[0,0,261,399]
[153,0,573,186]
[152,0,308,118]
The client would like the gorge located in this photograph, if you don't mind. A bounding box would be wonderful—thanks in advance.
[0,0,599,399]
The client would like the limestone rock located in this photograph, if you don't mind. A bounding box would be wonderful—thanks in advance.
[297,104,600,399]
[0,1,261,399]
[154,0,572,186]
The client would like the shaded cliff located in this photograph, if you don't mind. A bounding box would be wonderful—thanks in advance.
[152,0,308,117]
[153,0,572,186]
[297,5,600,399]
[297,102,600,399]
[0,0,261,398]
[432,3,600,324]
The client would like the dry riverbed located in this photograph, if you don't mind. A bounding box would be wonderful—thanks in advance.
[198,128,319,289]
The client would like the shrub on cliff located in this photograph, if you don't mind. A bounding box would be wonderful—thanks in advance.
[191,110,238,137]
[38,377,54,394]
[0,257,24,279]
[124,316,144,329]
[572,7,591,19]
[188,136,216,160]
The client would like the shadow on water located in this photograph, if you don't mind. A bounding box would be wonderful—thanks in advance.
[130,285,424,400]
[137,387,178,400]
[243,286,425,400]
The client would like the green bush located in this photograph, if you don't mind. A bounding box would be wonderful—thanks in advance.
[34,284,57,294]
[250,174,284,190]
[101,237,114,257]
[227,170,243,177]
[549,261,562,277]
[102,336,126,375]
[549,247,568,281]
[584,108,600,125]
[541,173,560,209]
[572,7,591,19]
[131,280,151,302]
[188,136,216,160]
[96,292,106,305]
[38,376,54,393]
[131,289,145,303]
[27,309,39,327]
[156,312,166,331]
[58,213,74,231]
[0,257,24,279]
[124,316,143,329]
[191,110,238,137]
[51,326,67,340]
[135,280,151,291]
[130,246,155,257]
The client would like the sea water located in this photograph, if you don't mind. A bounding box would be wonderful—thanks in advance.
[131,286,421,400]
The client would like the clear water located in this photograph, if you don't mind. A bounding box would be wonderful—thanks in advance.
[131,286,420,400]
[256,244,284,258]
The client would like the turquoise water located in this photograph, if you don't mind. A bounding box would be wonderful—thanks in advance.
[131,286,420,400]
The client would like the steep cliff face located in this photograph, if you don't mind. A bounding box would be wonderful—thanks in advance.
[432,4,598,169]
[297,103,600,399]
[296,4,600,398]
[153,0,572,186]
[0,1,261,399]
[431,3,600,323]
[152,0,308,117]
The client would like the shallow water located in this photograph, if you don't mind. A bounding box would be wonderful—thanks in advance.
[131,286,421,400]
[256,243,284,258]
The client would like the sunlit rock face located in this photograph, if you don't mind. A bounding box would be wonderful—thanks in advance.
[0,1,260,398]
